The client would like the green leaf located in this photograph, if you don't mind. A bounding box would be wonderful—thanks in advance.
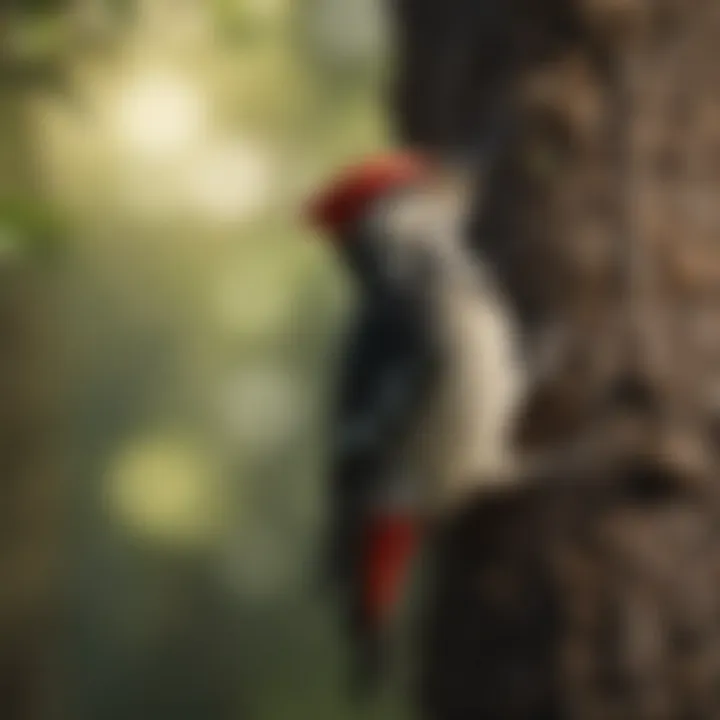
[0,196,66,260]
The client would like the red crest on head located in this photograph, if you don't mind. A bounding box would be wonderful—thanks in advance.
[305,152,432,237]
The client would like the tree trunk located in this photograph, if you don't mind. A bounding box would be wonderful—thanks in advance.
[391,1,720,716]
[419,478,720,720]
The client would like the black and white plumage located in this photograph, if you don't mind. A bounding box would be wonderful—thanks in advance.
[308,154,527,693]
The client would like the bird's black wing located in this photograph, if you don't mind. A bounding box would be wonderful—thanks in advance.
[323,297,438,694]
[324,298,437,589]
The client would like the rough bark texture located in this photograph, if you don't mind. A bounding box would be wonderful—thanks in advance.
[391,0,720,328]
[392,1,720,717]
[419,479,720,720]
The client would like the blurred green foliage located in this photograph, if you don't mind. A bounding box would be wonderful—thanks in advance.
[0,197,65,260]
[0,1,404,719]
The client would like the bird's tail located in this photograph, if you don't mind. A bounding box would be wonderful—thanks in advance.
[348,511,422,697]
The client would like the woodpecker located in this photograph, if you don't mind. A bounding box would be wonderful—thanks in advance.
[307,152,526,694]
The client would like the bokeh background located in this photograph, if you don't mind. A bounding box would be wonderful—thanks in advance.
[0,1,402,718]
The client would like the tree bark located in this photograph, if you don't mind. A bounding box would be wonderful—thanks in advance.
[419,479,720,720]
[391,1,720,716]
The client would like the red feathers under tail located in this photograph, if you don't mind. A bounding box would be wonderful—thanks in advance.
[362,512,420,628]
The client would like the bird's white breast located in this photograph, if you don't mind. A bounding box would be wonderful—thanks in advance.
[420,258,528,512]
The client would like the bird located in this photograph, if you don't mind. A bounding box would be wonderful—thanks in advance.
[306,151,527,695]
